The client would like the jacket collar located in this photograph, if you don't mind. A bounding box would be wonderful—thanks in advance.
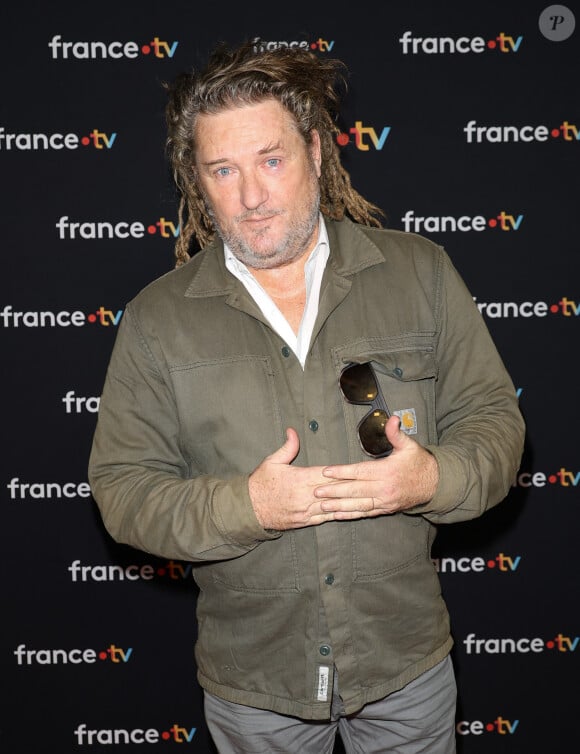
[183,217,386,299]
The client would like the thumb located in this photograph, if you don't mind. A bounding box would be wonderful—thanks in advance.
[269,427,300,465]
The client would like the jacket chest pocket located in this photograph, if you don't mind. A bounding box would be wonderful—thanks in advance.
[333,336,438,457]
[169,355,284,475]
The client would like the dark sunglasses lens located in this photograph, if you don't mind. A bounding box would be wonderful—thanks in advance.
[340,363,378,403]
[358,410,393,457]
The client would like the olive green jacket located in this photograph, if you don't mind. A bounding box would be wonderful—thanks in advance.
[88,218,525,719]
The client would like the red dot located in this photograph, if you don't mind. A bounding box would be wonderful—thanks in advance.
[336,133,349,146]
[485,723,494,732]
[157,567,166,576]
[99,651,107,660]
[147,225,157,235]
[550,304,559,313]
[161,731,170,740]
[142,45,151,55]
[310,42,317,50]
[488,218,497,228]
[548,475,557,484]
[546,640,555,649]
[551,129,560,138]
[81,136,90,146]
[87,313,97,323]
[487,560,495,568]
[487,40,496,49]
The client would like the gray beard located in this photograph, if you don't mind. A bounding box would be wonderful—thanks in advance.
[210,195,320,270]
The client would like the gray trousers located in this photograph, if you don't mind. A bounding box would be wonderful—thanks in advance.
[204,655,457,754]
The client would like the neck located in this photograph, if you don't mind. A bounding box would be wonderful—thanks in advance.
[251,254,309,335]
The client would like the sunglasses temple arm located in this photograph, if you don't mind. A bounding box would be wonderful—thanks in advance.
[374,386,391,418]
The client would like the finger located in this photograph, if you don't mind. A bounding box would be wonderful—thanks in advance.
[320,461,376,482]
[315,480,361,498]
[322,463,361,481]
[319,496,375,513]
[305,511,345,527]
[332,508,383,520]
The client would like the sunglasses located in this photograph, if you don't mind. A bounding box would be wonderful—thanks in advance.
[339,362,393,458]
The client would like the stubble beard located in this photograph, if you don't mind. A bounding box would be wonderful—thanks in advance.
[204,169,321,271]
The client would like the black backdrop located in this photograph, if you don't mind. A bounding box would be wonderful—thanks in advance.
[2,1,578,752]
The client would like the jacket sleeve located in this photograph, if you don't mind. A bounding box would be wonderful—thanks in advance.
[88,303,280,562]
[413,248,525,523]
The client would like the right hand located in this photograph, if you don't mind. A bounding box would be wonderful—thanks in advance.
[248,428,337,530]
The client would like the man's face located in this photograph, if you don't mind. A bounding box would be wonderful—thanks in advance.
[194,99,322,269]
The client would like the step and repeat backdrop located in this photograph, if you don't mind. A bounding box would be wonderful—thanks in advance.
[1,1,578,752]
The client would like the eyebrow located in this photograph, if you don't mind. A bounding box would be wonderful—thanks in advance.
[200,141,284,168]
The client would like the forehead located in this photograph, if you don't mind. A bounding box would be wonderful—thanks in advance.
[194,99,301,158]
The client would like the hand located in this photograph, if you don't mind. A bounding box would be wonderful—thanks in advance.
[248,428,337,530]
[314,415,439,519]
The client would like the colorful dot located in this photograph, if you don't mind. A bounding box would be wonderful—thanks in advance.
[147,225,157,235]
[310,42,317,50]
[99,651,107,660]
[551,129,560,138]
[546,640,555,649]
[548,475,557,484]
[488,218,497,228]
[487,560,496,568]
[550,304,559,313]
[81,136,90,146]
[157,567,166,576]
[161,731,170,740]
[485,723,494,732]
[142,45,151,55]
[87,313,97,323]
[487,40,496,49]
[336,133,349,146]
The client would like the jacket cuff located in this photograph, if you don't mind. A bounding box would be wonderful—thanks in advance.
[408,445,467,515]
[213,474,282,546]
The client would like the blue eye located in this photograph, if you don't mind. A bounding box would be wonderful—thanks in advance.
[266,158,281,168]
[216,167,231,177]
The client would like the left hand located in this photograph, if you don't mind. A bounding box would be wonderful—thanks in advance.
[314,415,439,519]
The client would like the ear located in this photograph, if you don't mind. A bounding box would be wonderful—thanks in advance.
[310,129,322,178]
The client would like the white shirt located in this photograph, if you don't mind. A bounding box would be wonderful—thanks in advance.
[224,215,330,369]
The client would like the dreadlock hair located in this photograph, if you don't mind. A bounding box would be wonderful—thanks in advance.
[164,40,384,267]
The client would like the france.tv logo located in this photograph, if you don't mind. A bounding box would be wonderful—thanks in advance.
[48,35,178,59]
[0,127,116,151]
[55,215,179,240]
[399,31,523,54]
[336,122,391,150]
[475,296,580,319]
[252,36,335,52]
[464,119,580,143]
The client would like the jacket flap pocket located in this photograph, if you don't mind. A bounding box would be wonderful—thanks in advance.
[339,342,437,382]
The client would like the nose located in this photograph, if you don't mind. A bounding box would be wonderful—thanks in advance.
[240,170,268,210]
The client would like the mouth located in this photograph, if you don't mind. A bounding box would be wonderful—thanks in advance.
[244,216,273,225]
[239,209,282,225]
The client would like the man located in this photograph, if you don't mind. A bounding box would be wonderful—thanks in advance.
[89,41,525,753]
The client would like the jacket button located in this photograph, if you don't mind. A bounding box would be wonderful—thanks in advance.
[281,346,291,357]
[324,573,335,585]
[309,420,319,432]
[319,645,331,656]
[393,367,403,377]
